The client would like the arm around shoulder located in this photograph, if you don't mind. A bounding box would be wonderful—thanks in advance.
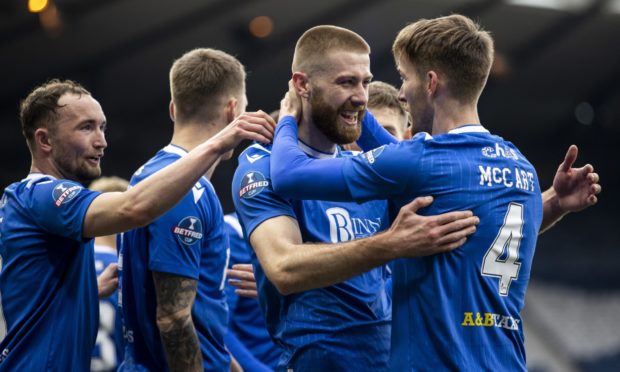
[83,113,276,238]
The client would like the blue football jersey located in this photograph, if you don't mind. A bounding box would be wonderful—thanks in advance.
[0,173,101,371]
[118,145,230,371]
[92,245,123,371]
[223,213,280,371]
[271,119,544,371]
[232,142,392,371]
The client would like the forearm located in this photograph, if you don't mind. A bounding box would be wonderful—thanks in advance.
[267,233,394,295]
[357,110,399,151]
[84,141,221,237]
[270,116,350,200]
[540,187,567,234]
[124,141,221,225]
[158,315,203,372]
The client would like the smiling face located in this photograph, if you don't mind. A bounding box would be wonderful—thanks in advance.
[306,51,372,145]
[47,93,108,183]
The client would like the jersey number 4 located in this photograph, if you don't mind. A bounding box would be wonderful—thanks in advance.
[481,203,524,296]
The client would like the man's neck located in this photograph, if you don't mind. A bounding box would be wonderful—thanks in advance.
[30,159,76,183]
[169,121,222,151]
[431,98,481,135]
[169,121,223,179]
[298,111,337,154]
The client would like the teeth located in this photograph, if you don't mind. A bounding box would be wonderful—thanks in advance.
[341,112,357,121]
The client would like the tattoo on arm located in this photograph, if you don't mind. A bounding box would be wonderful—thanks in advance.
[152,272,202,372]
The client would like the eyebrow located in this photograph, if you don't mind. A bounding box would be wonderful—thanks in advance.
[334,73,374,81]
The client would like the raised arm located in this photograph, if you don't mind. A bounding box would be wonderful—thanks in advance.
[153,272,202,372]
[250,196,478,295]
[356,110,399,151]
[270,115,352,200]
[540,145,601,233]
[83,112,275,238]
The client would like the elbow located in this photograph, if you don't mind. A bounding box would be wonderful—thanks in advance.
[264,262,302,296]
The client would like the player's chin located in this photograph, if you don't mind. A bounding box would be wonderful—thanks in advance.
[81,166,102,182]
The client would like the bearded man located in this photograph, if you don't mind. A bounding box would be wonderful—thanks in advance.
[231,25,479,371]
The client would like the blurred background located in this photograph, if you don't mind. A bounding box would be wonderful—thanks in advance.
[1,0,618,370]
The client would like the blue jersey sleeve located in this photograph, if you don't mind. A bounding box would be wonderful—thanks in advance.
[147,193,203,279]
[357,110,399,151]
[342,140,422,202]
[271,117,421,202]
[232,145,297,238]
[28,179,100,241]
[270,116,352,201]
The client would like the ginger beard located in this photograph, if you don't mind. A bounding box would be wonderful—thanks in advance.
[309,86,365,145]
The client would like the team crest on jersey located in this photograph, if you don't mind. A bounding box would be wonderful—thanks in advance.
[364,145,386,164]
[52,183,82,207]
[239,171,269,199]
[172,216,203,245]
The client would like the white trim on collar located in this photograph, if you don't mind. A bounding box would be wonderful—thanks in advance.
[161,144,210,184]
[449,125,489,134]
[162,144,188,157]
[298,140,337,159]
[23,173,54,188]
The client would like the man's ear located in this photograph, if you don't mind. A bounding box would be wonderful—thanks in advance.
[169,100,175,122]
[427,70,439,98]
[34,127,52,153]
[292,72,310,99]
[225,97,238,123]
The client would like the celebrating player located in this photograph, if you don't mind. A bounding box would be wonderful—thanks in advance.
[270,15,600,370]
[118,48,275,371]
[0,78,273,371]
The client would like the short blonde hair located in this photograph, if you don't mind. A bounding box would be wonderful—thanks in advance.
[292,25,370,76]
[368,81,406,118]
[393,14,494,103]
[170,48,246,123]
[89,176,129,193]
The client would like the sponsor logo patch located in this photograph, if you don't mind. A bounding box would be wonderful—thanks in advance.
[461,311,520,331]
[364,145,386,164]
[239,171,269,199]
[172,216,203,245]
[481,143,519,160]
[52,183,82,207]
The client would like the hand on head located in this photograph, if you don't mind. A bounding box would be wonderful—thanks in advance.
[279,79,302,122]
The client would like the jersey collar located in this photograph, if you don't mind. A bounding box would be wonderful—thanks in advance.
[298,140,338,159]
[162,144,188,157]
[448,124,489,134]
[23,172,53,182]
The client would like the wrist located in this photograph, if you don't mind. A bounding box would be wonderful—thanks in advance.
[543,188,567,219]
[368,231,398,262]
